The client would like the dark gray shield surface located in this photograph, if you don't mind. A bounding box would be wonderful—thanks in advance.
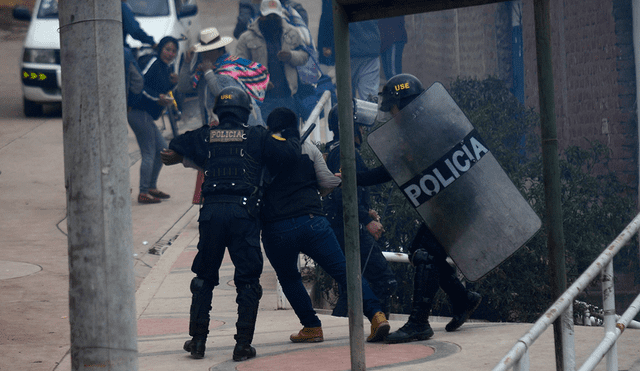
[367,82,541,281]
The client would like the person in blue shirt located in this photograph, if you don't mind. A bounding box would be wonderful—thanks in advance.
[316,2,380,101]
[122,0,156,48]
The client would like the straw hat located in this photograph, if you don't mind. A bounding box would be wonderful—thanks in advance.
[193,27,233,53]
[260,0,284,17]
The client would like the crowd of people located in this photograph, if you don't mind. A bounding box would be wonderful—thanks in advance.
[121,0,482,363]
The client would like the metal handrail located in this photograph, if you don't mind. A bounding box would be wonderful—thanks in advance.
[300,90,333,144]
[493,212,640,371]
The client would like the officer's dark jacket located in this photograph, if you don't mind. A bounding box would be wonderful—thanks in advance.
[168,119,301,200]
[323,140,375,227]
[261,142,324,223]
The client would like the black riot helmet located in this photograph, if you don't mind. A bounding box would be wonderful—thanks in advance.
[213,86,252,124]
[379,73,424,113]
[328,99,377,141]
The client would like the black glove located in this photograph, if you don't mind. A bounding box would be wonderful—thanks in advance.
[410,248,432,267]
[161,149,183,165]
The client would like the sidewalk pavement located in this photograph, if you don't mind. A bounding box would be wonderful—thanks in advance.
[54,203,640,371]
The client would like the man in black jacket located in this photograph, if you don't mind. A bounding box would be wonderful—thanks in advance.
[161,87,300,360]
[260,108,391,344]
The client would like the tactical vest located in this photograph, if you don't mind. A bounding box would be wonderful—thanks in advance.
[202,124,261,200]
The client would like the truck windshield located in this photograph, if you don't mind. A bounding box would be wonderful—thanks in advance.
[37,0,58,19]
[128,0,170,17]
[36,0,170,19]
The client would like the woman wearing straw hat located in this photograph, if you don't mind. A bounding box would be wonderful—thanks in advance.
[176,27,269,128]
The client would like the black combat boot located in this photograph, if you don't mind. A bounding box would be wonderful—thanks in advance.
[386,264,438,343]
[445,291,482,332]
[183,336,206,359]
[438,263,482,332]
[233,343,257,361]
[386,307,434,343]
[233,283,262,362]
[184,277,213,359]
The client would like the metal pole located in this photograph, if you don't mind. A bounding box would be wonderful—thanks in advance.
[59,1,138,370]
[601,262,618,371]
[561,303,576,371]
[533,0,567,369]
[332,1,366,369]
[493,212,640,371]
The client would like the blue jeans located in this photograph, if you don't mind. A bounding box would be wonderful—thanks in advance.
[350,56,380,101]
[127,108,167,194]
[262,214,382,327]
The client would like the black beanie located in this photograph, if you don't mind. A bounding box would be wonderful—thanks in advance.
[266,107,298,132]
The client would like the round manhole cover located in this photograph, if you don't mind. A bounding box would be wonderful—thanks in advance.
[0,260,42,280]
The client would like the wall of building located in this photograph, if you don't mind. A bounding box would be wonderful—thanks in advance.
[522,0,637,186]
[403,4,501,90]
[402,0,637,189]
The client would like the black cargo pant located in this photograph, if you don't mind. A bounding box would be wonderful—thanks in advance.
[188,202,263,345]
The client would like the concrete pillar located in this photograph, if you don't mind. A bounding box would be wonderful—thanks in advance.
[58,1,138,369]
[332,1,366,370]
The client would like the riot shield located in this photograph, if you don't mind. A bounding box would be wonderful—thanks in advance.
[367,82,541,281]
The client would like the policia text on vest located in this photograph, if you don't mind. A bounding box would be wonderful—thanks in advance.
[400,130,489,208]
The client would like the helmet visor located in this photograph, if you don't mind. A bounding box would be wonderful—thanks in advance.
[376,95,395,125]
[378,91,393,112]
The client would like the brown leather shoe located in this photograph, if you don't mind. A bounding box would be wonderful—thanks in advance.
[138,193,161,204]
[290,326,324,343]
[367,311,390,342]
[149,189,170,199]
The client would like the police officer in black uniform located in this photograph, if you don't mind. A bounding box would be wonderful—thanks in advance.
[161,86,301,360]
[323,100,397,317]
[356,74,482,343]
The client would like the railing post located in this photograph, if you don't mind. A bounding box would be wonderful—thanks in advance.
[602,261,618,371]
[561,303,576,371]
[514,348,530,371]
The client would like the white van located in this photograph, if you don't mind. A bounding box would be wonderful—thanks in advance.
[13,0,201,117]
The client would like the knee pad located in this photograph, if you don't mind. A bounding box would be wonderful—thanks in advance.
[190,277,206,294]
[410,248,435,267]
[191,276,214,296]
[236,283,263,302]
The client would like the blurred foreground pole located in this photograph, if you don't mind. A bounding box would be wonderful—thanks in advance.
[333,1,366,369]
[59,1,138,370]
[533,0,568,370]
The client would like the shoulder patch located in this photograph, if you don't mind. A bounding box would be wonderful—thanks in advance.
[271,134,286,141]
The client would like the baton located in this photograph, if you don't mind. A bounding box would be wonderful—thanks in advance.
[300,123,316,143]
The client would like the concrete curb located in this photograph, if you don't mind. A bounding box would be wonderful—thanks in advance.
[136,205,200,318]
